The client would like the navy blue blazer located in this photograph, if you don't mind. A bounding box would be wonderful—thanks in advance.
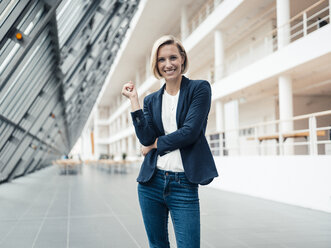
[131,76,218,185]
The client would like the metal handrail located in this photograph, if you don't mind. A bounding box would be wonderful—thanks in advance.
[225,0,329,74]
[187,0,224,37]
[207,110,331,156]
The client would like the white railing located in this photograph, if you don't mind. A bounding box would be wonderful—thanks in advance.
[225,0,329,75]
[187,0,224,37]
[187,0,329,82]
[207,110,331,156]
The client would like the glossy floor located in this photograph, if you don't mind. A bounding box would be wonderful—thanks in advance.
[0,165,330,248]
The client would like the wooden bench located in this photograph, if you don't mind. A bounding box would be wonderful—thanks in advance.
[247,130,326,143]
[52,159,82,174]
[283,130,326,141]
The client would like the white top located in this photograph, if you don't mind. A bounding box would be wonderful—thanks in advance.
[156,90,184,172]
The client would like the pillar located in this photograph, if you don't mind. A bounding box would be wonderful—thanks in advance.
[278,75,294,155]
[277,1,293,155]
[224,100,239,156]
[215,100,224,132]
[214,30,225,82]
[215,100,225,156]
[276,0,291,50]
[117,141,121,156]
[121,138,126,156]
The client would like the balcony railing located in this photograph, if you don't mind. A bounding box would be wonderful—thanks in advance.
[225,0,330,75]
[207,110,331,156]
[187,0,224,37]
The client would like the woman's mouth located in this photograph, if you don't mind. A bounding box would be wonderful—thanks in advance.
[164,69,176,74]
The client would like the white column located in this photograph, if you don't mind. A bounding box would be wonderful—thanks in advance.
[214,30,225,82]
[279,76,293,126]
[276,0,291,49]
[224,100,240,156]
[215,100,224,132]
[215,100,225,156]
[121,138,126,156]
[277,1,293,155]
[278,75,294,155]
[181,5,189,41]
[117,141,121,156]
[109,143,112,157]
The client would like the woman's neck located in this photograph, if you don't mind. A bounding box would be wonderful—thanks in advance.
[165,75,182,96]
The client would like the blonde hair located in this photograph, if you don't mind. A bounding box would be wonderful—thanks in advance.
[150,35,189,79]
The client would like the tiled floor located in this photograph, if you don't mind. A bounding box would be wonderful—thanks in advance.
[0,165,330,248]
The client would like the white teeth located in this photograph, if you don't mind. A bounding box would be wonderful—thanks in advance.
[165,69,175,74]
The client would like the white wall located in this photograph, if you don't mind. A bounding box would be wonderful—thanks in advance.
[210,156,331,213]
[226,20,274,75]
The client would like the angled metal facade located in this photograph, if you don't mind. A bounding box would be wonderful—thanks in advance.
[0,0,140,183]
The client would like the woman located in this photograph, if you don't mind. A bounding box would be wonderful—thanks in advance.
[122,35,218,248]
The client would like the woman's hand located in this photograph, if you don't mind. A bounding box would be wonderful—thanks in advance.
[141,138,158,156]
[122,81,141,111]
[122,81,138,99]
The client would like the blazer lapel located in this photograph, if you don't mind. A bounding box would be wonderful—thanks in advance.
[154,83,165,135]
[176,76,189,128]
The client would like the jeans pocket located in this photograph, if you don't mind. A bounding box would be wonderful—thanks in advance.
[177,178,199,189]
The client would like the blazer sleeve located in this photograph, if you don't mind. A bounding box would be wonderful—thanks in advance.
[157,81,211,156]
[131,96,157,146]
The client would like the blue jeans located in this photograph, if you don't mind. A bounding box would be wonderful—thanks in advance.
[138,169,200,248]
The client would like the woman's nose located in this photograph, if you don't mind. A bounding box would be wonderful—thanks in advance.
[165,59,172,67]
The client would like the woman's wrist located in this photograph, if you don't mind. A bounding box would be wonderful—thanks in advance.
[130,96,141,112]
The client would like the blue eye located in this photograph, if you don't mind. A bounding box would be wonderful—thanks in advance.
[170,56,177,60]
[158,58,165,62]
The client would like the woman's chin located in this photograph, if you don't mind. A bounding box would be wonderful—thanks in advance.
[163,74,181,82]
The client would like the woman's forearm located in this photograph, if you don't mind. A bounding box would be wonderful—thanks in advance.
[130,95,141,112]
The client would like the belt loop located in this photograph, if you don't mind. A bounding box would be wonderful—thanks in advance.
[175,172,179,182]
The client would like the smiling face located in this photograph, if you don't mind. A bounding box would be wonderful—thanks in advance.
[157,44,184,83]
